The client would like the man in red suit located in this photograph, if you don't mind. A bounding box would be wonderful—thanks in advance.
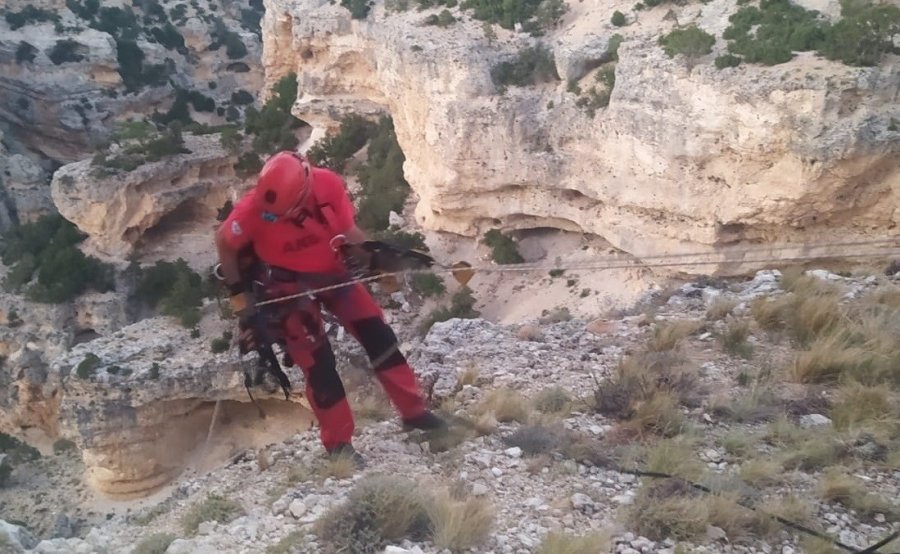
[215,151,446,466]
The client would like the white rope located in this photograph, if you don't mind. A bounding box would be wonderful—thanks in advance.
[252,236,900,308]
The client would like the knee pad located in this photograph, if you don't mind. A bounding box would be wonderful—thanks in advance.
[350,316,406,372]
[306,344,345,408]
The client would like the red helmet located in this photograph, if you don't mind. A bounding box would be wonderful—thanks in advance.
[254,151,313,219]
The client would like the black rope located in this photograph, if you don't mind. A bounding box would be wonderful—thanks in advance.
[613,466,898,553]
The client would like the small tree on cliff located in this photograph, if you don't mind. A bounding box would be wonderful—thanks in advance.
[659,25,715,70]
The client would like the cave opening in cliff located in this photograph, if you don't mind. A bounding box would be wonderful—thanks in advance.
[163,397,314,476]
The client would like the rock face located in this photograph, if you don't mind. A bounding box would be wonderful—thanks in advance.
[50,133,243,258]
[262,0,900,275]
[0,291,129,438]
[0,130,54,230]
[46,316,310,497]
[0,0,264,162]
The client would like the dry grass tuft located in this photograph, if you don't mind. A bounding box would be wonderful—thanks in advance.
[181,493,243,535]
[830,382,897,431]
[133,533,177,554]
[719,316,753,359]
[626,480,708,541]
[474,387,530,423]
[532,385,572,416]
[758,494,816,529]
[720,430,757,458]
[621,391,686,438]
[707,297,738,321]
[321,455,359,480]
[646,320,701,352]
[426,488,495,551]
[818,468,899,521]
[516,323,543,341]
[473,412,498,436]
[738,459,783,488]
[315,475,431,553]
[266,530,306,554]
[351,388,393,423]
[592,350,698,434]
[457,363,480,388]
[788,292,843,346]
[790,332,866,384]
[643,437,706,481]
[750,295,791,331]
[534,530,612,554]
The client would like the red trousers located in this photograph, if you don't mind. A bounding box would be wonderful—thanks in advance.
[269,280,427,450]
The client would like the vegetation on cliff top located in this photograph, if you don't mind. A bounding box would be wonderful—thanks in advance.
[0,214,114,303]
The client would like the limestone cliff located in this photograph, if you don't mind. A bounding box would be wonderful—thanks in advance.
[49,133,244,259]
[262,0,900,274]
[0,0,264,163]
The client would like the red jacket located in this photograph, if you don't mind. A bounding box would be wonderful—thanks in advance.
[221,167,356,274]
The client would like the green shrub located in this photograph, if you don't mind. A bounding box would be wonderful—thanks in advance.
[411,273,446,298]
[459,0,565,32]
[210,331,231,354]
[658,25,715,62]
[490,44,560,89]
[341,0,373,18]
[355,117,411,232]
[231,90,254,105]
[0,433,41,463]
[375,229,428,251]
[420,287,480,332]
[714,54,742,68]
[75,353,101,379]
[818,1,900,66]
[611,10,626,26]
[53,439,77,454]
[15,41,38,64]
[425,9,456,25]
[149,23,186,53]
[0,214,114,303]
[209,19,248,59]
[723,0,825,65]
[134,259,211,327]
[482,229,523,264]
[307,114,378,172]
[234,152,263,177]
[48,40,86,65]
[0,458,10,487]
[243,73,305,156]
[4,5,60,29]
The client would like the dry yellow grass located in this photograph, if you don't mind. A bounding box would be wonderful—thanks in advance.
[623,391,686,439]
[426,489,494,551]
[830,382,896,431]
[739,459,783,488]
[475,387,530,423]
[706,297,738,321]
[818,468,899,520]
[534,530,612,554]
[532,385,572,416]
[720,316,753,359]
[646,320,701,352]
[750,295,791,331]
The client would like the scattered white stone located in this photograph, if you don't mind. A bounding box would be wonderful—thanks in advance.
[800,414,832,428]
[782,546,795,554]
[197,521,216,535]
[707,525,727,541]
[504,447,523,458]
[875,513,886,523]
[289,499,308,519]
[472,483,489,496]
[491,467,503,477]
[571,493,594,511]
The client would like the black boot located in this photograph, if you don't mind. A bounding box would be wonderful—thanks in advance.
[326,443,366,469]
[402,410,449,432]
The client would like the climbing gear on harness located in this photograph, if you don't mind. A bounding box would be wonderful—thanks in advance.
[337,240,476,288]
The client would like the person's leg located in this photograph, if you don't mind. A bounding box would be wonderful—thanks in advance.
[281,309,355,451]
[320,283,431,422]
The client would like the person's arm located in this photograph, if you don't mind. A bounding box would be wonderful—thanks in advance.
[215,226,244,293]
